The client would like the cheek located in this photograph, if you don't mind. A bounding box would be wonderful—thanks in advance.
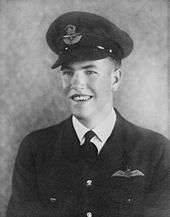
[94,76,112,97]
[61,78,71,94]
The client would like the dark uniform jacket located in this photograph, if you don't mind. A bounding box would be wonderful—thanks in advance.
[6,111,170,217]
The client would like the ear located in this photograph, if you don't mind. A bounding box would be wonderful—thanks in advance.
[110,68,122,91]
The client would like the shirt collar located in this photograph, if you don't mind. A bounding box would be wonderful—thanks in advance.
[72,115,89,143]
[72,108,116,143]
[93,108,116,144]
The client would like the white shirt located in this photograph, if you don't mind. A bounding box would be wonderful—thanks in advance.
[72,108,116,153]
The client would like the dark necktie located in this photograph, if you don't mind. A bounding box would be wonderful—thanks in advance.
[80,130,98,166]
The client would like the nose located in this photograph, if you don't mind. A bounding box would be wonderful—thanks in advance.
[71,71,86,89]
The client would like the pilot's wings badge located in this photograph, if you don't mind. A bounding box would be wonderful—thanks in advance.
[111,168,144,178]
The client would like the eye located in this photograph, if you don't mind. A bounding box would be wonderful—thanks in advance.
[62,70,74,76]
[85,70,98,76]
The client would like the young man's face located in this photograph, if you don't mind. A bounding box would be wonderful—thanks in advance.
[61,57,120,127]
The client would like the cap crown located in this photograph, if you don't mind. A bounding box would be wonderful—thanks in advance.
[46,11,133,68]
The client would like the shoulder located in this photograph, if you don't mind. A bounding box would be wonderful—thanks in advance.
[127,118,168,144]
[17,117,71,156]
[117,111,169,156]
[25,117,70,140]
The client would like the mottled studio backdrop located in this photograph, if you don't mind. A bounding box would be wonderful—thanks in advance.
[0,0,169,216]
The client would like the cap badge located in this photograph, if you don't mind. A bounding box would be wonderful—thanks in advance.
[63,24,82,45]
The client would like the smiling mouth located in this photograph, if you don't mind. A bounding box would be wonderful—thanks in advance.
[71,94,93,102]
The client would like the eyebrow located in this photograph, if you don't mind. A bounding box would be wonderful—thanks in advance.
[61,64,97,71]
[81,64,97,69]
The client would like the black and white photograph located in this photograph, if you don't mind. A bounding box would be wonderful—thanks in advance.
[0,0,169,217]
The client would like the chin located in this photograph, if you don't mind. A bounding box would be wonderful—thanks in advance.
[71,108,93,121]
[72,111,88,120]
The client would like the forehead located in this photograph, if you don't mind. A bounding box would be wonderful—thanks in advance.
[61,57,114,71]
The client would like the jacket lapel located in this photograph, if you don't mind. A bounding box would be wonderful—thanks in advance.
[61,116,82,163]
[97,110,135,175]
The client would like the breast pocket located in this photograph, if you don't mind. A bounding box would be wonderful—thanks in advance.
[103,175,146,208]
[37,167,77,215]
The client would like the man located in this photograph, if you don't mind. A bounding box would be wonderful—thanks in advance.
[6,11,169,217]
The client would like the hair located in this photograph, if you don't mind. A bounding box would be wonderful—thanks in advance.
[108,56,121,70]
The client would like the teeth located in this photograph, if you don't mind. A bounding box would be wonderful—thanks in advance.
[72,95,91,102]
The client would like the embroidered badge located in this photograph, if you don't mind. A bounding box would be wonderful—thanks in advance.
[111,168,145,178]
[63,24,82,45]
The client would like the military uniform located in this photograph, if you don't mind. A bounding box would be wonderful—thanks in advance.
[6,11,170,217]
[6,111,170,217]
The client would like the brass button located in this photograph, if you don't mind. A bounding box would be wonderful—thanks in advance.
[87,212,92,217]
[50,197,56,202]
[86,179,93,186]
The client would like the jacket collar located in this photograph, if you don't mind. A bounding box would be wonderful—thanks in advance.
[60,109,135,172]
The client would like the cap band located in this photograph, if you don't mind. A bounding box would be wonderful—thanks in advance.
[51,42,122,68]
